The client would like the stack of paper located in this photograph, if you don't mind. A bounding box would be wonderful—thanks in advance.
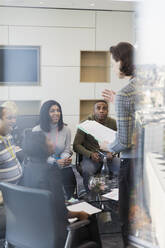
[67,201,102,215]
[78,120,116,143]
[103,188,119,201]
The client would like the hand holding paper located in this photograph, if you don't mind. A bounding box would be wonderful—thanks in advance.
[91,152,101,163]
[99,141,110,152]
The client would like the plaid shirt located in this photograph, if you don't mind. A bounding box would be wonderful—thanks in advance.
[108,78,137,158]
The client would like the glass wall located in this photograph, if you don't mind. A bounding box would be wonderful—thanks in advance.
[129,1,165,247]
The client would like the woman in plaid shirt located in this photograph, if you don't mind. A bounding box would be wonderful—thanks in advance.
[100,42,137,248]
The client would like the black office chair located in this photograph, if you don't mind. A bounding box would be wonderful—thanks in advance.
[0,182,99,248]
[0,204,5,239]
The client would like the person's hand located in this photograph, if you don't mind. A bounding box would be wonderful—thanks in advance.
[68,210,89,220]
[99,141,110,152]
[77,211,89,221]
[65,157,72,165]
[102,89,116,103]
[15,146,22,152]
[57,159,65,166]
[57,157,72,167]
[90,152,101,163]
[106,152,113,160]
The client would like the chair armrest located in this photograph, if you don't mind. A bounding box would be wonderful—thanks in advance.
[67,219,90,231]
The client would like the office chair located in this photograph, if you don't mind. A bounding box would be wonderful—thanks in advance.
[0,182,99,248]
[0,204,5,239]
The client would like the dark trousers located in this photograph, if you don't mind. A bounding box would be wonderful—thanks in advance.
[61,167,77,200]
[119,158,135,247]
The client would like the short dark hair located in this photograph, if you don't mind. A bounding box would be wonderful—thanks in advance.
[110,42,134,76]
[0,106,5,119]
[22,129,49,158]
[94,100,108,107]
[39,100,64,132]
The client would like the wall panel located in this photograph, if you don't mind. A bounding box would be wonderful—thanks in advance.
[0,7,95,28]
[96,11,134,50]
[0,26,8,44]
[42,67,95,115]
[9,26,95,66]
[0,87,8,100]
[8,86,43,100]
[0,7,135,139]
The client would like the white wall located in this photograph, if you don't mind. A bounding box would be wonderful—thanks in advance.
[0,7,135,142]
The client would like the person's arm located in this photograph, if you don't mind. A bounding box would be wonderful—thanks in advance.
[60,127,72,159]
[73,129,93,158]
[68,210,89,221]
[107,93,133,153]
[100,93,133,154]
[58,127,72,166]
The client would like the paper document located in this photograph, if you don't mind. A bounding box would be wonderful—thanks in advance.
[103,188,119,201]
[67,201,102,215]
[68,218,78,223]
[78,120,116,143]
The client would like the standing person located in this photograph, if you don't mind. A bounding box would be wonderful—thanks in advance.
[33,100,76,200]
[73,100,117,193]
[0,106,22,183]
[100,42,137,248]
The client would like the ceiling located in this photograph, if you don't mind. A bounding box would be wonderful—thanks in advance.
[0,0,136,11]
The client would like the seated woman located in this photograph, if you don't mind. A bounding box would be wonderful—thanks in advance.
[19,130,89,247]
[33,100,76,200]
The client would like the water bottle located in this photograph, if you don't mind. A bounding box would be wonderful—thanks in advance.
[101,156,109,177]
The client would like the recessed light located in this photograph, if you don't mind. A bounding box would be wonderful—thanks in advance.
[90,3,95,6]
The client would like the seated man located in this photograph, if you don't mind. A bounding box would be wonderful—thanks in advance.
[1,101,24,163]
[0,106,22,183]
[73,100,117,192]
[0,106,23,239]
[2,101,19,145]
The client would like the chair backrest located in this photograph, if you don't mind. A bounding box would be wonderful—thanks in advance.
[0,182,66,248]
[16,115,39,131]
